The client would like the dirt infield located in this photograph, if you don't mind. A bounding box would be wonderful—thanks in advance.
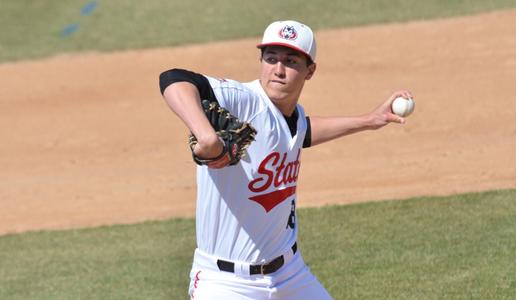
[2,10,515,235]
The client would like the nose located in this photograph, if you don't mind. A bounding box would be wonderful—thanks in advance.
[273,61,286,78]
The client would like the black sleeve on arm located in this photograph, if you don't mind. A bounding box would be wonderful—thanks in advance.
[159,68,218,103]
[303,116,312,148]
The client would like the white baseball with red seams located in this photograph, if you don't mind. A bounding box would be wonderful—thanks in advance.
[391,96,415,117]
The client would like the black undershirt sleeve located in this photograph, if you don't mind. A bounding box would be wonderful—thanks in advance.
[159,68,218,103]
[303,116,312,148]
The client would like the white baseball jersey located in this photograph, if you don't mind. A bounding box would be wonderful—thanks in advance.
[196,76,307,263]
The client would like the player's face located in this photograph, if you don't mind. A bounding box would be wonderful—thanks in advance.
[260,46,316,115]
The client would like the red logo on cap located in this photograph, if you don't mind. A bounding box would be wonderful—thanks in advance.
[278,25,297,40]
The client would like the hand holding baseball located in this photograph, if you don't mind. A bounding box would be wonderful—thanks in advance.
[384,90,414,125]
[368,90,413,129]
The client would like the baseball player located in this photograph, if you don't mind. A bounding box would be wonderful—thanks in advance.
[159,20,412,300]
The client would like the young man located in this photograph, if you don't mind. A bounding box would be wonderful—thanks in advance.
[160,20,412,300]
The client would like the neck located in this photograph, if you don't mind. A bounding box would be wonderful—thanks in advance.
[259,81,302,117]
[274,100,297,117]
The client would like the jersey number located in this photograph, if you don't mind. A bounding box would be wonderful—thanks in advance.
[286,199,296,229]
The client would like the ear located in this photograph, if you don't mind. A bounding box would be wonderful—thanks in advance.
[259,47,266,63]
[305,63,316,80]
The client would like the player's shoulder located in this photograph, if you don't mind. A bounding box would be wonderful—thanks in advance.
[204,76,265,121]
[205,76,250,94]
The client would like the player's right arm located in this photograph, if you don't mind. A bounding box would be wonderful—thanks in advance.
[308,90,411,146]
[159,69,223,160]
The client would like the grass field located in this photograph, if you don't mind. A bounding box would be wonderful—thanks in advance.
[1,190,515,299]
[2,0,516,63]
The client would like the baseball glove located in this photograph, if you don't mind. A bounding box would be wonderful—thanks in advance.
[189,100,257,168]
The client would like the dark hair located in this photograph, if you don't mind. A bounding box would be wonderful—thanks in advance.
[260,47,314,67]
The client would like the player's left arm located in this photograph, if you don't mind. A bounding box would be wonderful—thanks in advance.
[309,90,411,146]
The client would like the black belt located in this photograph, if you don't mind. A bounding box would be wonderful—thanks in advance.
[217,242,297,275]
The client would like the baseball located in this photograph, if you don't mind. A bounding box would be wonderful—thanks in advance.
[391,97,415,117]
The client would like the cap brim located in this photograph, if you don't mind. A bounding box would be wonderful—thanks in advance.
[257,42,314,62]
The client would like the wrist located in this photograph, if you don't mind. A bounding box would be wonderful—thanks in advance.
[357,113,375,130]
[197,132,219,146]
[194,133,224,159]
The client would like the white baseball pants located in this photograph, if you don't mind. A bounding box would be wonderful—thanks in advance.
[188,248,332,300]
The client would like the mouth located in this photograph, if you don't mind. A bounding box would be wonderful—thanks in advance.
[270,80,285,85]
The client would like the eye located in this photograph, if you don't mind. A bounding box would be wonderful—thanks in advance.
[285,58,298,66]
[266,56,278,64]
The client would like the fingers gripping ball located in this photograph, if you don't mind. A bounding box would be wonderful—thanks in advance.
[189,100,257,168]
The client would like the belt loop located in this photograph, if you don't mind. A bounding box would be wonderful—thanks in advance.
[234,261,251,278]
[283,248,293,263]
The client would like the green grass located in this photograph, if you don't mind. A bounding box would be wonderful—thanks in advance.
[1,190,515,299]
[301,190,516,299]
[1,0,516,63]
[0,219,196,300]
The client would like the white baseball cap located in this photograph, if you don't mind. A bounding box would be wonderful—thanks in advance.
[257,20,317,63]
